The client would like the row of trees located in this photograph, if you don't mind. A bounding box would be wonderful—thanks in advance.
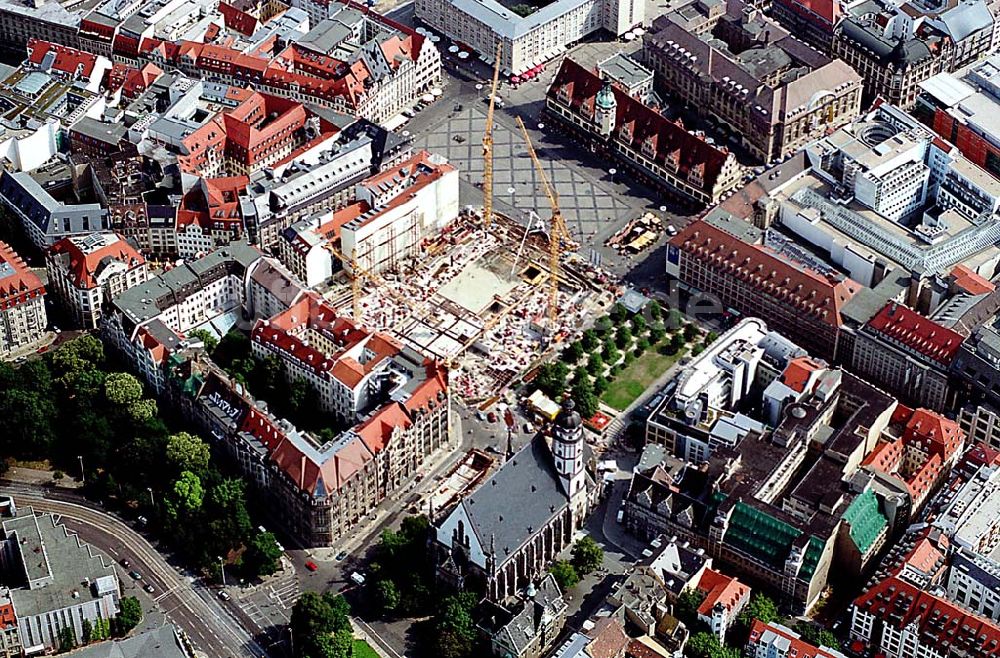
[534,301,709,415]
[0,336,280,582]
[57,596,142,654]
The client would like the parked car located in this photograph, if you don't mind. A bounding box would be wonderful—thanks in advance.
[217,590,231,601]
[305,561,318,572]
[129,571,142,580]
[120,559,130,569]
[487,411,497,423]
[335,551,348,562]
[144,584,155,594]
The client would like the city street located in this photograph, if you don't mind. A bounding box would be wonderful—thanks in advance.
[3,482,265,658]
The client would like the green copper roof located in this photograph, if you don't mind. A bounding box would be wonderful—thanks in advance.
[724,501,802,568]
[596,82,616,111]
[800,536,825,579]
[843,489,887,555]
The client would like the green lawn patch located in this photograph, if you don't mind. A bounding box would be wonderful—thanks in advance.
[353,639,381,658]
[601,348,685,410]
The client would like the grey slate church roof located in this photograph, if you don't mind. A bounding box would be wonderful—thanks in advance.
[461,438,568,561]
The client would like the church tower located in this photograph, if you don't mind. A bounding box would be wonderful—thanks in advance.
[594,81,617,137]
[552,398,587,508]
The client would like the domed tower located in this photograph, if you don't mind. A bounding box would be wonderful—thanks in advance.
[552,398,586,501]
[594,80,617,137]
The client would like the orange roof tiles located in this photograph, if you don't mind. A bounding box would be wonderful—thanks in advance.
[950,265,995,296]
[781,356,826,393]
[696,568,750,616]
[49,234,145,289]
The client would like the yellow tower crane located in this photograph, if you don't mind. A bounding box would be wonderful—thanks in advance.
[515,116,566,331]
[482,41,503,230]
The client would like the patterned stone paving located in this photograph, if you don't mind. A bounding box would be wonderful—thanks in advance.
[415,106,642,240]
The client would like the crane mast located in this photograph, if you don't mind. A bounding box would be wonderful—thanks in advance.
[482,41,503,230]
[515,116,565,331]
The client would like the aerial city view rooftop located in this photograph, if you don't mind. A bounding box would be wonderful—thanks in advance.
[2,0,1000,656]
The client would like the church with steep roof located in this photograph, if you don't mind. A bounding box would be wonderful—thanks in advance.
[433,399,595,601]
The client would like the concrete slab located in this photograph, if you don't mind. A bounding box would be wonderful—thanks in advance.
[438,260,519,314]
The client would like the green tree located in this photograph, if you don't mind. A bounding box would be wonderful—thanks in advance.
[166,432,211,476]
[329,628,354,658]
[292,592,352,656]
[670,333,685,353]
[737,593,780,630]
[586,354,604,376]
[58,625,77,652]
[549,560,579,591]
[683,323,700,341]
[602,340,620,365]
[631,313,646,333]
[435,593,478,658]
[648,300,662,321]
[571,536,604,574]
[244,531,283,578]
[117,596,143,633]
[686,632,722,658]
[189,329,219,353]
[667,308,684,330]
[650,322,667,343]
[171,470,204,513]
[571,377,598,419]
[535,361,570,399]
[635,336,650,353]
[126,398,157,422]
[375,579,401,615]
[704,331,719,345]
[581,329,600,351]
[594,316,613,336]
[81,619,93,644]
[104,372,143,406]
[610,303,629,322]
[593,375,609,396]
[615,325,633,349]
[676,588,705,626]
[564,341,584,364]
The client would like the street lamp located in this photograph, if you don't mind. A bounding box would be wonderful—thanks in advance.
[77,455,85,484]
[537,122,545,130]
[218,556,226,587]
[147,487,155,508]
[609,167,617,183]
[507,185,516,210]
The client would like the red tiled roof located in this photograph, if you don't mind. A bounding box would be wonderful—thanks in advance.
[0,241,44,309]
[548,59,731,193]
[219,1,259,35]
[696,568,750,616]
[671,221,860,327]
[27,39,101,78]
[867,303,963,365]
[903,408,964,462]
[854,575,1000,655]
[49,233,145,289]
[950,265,995,296]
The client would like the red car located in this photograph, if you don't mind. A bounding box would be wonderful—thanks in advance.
[305,561,318,572]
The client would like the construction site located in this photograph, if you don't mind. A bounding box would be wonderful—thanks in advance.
[316,51,618,405]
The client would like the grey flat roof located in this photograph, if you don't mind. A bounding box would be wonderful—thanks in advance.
[67,625,188,658]
[449,0,598,40]
[4,511,117,618]
[72,116,128,145]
